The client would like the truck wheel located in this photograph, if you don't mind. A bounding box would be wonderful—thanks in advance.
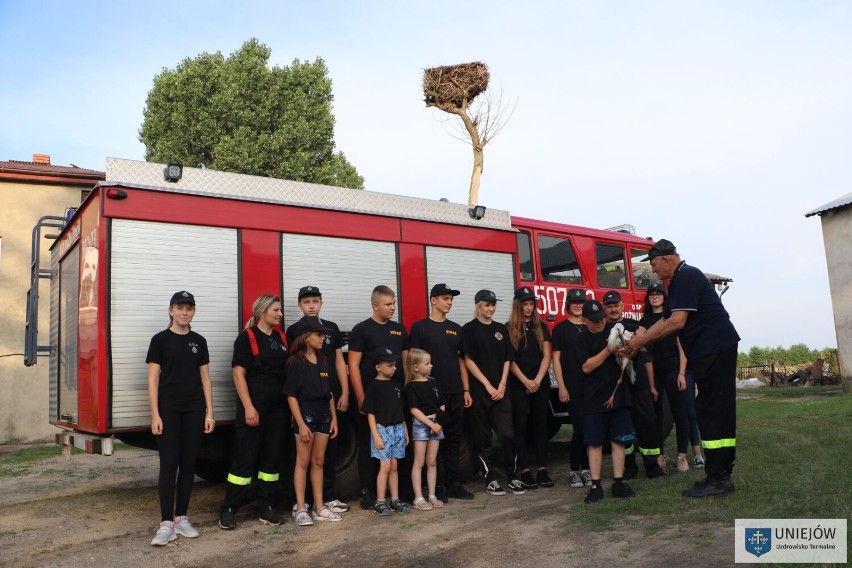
[194,458,229,482]
[332,410,360,500]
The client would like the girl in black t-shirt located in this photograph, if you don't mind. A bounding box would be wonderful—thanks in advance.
[146,291,214,546]
[507,288,553,489]
[284,317,340,526]
[404,348,445,510]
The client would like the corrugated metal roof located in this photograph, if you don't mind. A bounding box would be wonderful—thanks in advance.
[805,191,852,217]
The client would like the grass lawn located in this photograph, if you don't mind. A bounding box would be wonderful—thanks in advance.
[561,386,851,534]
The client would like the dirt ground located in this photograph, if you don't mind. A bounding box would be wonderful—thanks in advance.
[0,443,738,568]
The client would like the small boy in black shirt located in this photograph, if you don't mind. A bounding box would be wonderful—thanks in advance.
[362,347,410,516]
[577,300,636,503]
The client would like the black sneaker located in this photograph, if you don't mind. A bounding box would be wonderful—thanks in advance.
[611,482,636,498]
[218,506,236,530]
[506,478,526,495]
[446,484,475,500]
[435,484,449,503]
[646,465,669,479]
[520,470,538,489]
[682,476,734,498]
[536,469,555,488]
[360,490,377,510]
[584,484,604,504]
[259,505,282,526]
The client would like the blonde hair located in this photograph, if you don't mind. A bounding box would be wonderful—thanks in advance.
[371,284,395,305]
[245,294,281,329]
[472,300,493,320]
[405,348,430,384]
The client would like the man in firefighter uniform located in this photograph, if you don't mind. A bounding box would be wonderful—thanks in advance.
[625,239,740,497]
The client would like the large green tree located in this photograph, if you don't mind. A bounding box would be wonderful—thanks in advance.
[139,38,364,189]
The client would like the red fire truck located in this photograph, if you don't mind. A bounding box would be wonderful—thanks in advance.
[25,158,699,496]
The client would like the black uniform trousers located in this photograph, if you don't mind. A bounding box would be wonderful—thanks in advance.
[566,395,590,471]
[467,388,516,481]
[629,389,662,471]
[509,381,549,470]
[654,370,690,454]
[689,345,737,479]
[436,392,466,490]
[223,391,286,510]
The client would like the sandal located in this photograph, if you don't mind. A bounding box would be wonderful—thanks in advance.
[428,495,444,508]
[413,497,433,511]
[312,506,342,522]
[677,454,689,473]
[294,508,314,526]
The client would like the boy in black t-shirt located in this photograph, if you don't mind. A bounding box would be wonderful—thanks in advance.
[362,348,410,516]
[577,300,635,503]
[409,283,474,501]
[461,289,521,496]
[348,285,411,508]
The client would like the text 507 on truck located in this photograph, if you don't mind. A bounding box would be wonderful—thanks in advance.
[25,158,700,497]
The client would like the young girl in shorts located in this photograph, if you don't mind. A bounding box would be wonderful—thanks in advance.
[146,291,215,545]
[284,316,340,526]
[404,348,446,510]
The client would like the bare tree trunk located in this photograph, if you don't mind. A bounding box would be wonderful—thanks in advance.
[469,145,484,206]
[454,109,484,205]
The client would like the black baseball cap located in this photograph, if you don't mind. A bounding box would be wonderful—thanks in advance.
[430,283,460,297]
[170,291,195,306]
[373,347,401,363]
[298,286,322,300]
[602,290,622,305]
[582,300,606,322]
[567,288,586,304]
[289,316,331,337]
[647,239,677,259]
[646,282,667,295]
[474,289,500,303]
[513,287,536,302]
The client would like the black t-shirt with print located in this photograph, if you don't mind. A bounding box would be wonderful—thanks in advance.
[362,378,405,426]
[349,317,409,388]
[146,329,209,412]
[404,377,444,416]
[409,317,464,395]
[461,319,514,391]
[286,316,344,398]
[576,322,631,414]
[283,356,333,419]
[551,319,586,395]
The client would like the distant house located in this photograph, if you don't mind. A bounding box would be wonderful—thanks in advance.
[0,154,104,443]
[806,193,852,392]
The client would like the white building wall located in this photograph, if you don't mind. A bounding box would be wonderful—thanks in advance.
[820,207,852,390]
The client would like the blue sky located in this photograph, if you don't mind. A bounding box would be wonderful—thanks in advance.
[2,1,850,351]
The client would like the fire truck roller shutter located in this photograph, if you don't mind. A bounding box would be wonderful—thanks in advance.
[109,220,239,429]
[282,232,399,498]
[52,244,80,425]
[425,245,516,481]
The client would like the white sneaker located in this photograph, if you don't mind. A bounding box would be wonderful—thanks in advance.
[151,521,176,546]
[173,515,199,538]
[325,499,350,513]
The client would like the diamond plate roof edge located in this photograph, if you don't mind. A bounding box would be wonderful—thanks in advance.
[104,157,514,231]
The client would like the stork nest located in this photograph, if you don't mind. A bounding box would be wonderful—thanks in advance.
[423,62,489,109]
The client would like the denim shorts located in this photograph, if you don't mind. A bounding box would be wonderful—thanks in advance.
[411,416,445,442]
[292,413,331,437]
[370,423,406,461]
[583,407,634,447]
